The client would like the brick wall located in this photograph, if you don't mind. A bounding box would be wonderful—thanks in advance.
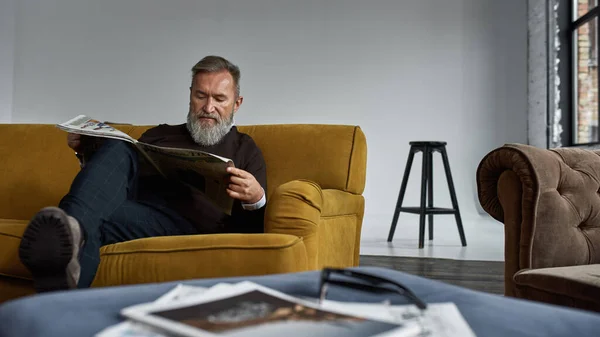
[577,0,598,143]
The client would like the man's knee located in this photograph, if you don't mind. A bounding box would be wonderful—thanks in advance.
[89,139,139,166]
[101,139,136,155]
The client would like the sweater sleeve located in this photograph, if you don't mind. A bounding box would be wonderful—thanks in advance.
[228,139,267,233]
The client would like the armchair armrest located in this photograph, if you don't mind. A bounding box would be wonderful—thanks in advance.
[265,180,364,269]
[92,233,307,287]
[477,144,600,295]
[265,180,323,269]
[320,189,364,268]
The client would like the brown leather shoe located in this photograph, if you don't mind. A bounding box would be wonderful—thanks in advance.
[19,207,82,292]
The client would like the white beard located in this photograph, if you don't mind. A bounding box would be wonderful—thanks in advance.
[186,108,234,146]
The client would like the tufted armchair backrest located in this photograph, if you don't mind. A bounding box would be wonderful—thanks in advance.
[477,144,600,272]
[539,148,600,266]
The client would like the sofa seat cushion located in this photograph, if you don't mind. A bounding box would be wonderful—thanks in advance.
[0,220,31,281]
[514,265,600,312]
[1,219,308,292]
[92,233,308,287]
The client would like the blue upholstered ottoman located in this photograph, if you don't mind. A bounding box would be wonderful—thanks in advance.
[1,267,599,337]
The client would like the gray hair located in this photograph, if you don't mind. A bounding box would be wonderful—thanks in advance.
[191,55,241,98]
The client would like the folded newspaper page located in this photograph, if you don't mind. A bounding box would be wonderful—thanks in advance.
[57,115,235,215]
[320,301,476,337]
[57,115,137,143]
[120,282,422,337]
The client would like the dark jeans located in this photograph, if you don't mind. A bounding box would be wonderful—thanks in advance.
[58,140,199,288]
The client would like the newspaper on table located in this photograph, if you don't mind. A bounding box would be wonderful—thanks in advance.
[320,300,476,337]
[96,281,476,337]
[121,281,421,337]
[57,115,235,215]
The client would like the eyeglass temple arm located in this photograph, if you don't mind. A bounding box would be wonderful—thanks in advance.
[322,268,428,310]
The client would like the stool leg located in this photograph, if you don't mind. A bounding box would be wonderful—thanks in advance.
[441,147,467,246]
[387,148,416,242]
[418,147,429,249]
[427,150,434,241]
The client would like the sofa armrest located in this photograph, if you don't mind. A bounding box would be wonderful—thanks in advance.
[477,144,600,276]
[320,189,364,268]
[92,233,307,287]
[264,180,364,270]
[264,180,323,269]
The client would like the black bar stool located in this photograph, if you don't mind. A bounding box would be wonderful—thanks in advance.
[387,141,467,248]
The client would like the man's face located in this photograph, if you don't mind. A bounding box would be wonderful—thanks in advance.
[187,70,243,146]
[189,70,241,127]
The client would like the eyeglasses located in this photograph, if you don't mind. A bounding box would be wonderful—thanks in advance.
[318,268,428,311]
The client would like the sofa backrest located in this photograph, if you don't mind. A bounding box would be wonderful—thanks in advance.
[0,123,366,220]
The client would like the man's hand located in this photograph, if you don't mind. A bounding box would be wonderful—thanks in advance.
[226,167,264,204]
[67,133,83,152]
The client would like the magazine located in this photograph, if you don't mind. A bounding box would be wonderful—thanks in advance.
[120,282,422,337]
[99,281,475,337]
[57,115,235,215]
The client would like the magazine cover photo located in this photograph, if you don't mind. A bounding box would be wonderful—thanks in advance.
[151,289,403,337]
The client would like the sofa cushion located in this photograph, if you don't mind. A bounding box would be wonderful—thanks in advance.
[0,125,81,220]
[1,219,307,287]
[514,265,600,312]
[92,233,308,287]
[0,220,31,281]
[0,218,308,303]
[238,124,367,196]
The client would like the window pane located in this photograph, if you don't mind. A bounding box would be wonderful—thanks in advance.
[574,17,599,144]
[574,0,598,21]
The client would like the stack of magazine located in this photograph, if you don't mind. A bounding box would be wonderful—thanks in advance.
[96,281,476,337]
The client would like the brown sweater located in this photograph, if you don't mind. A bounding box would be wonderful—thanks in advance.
[137,124,267,234]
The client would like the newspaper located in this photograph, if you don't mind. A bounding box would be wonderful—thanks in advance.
[57,115,235,215]
[120,282,422,337]
[97,282,475,337]
[319,301,476,337]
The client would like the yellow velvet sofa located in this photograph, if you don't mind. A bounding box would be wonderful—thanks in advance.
[0,123,367,304]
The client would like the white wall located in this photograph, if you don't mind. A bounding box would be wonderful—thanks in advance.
[11,0,527,240]
[0,0,16,123]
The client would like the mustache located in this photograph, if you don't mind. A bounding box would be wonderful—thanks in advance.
[193,113,220,122]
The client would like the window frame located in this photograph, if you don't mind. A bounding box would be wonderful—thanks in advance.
[560,1,600,146]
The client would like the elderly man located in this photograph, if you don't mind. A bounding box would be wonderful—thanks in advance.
[18,56,267,292]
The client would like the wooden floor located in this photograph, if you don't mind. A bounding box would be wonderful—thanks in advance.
[359,255,504,295]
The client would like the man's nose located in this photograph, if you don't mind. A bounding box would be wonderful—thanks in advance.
[203,97,216,113]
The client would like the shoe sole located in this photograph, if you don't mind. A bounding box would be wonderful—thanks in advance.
[19,207,75,292]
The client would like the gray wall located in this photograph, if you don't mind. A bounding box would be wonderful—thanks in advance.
[0,0,15,123]
[5,0,527,240]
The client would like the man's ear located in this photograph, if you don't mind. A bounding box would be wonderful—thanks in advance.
[233,96,244,113]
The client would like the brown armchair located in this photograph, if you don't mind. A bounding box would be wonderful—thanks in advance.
[477,144,600,312]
